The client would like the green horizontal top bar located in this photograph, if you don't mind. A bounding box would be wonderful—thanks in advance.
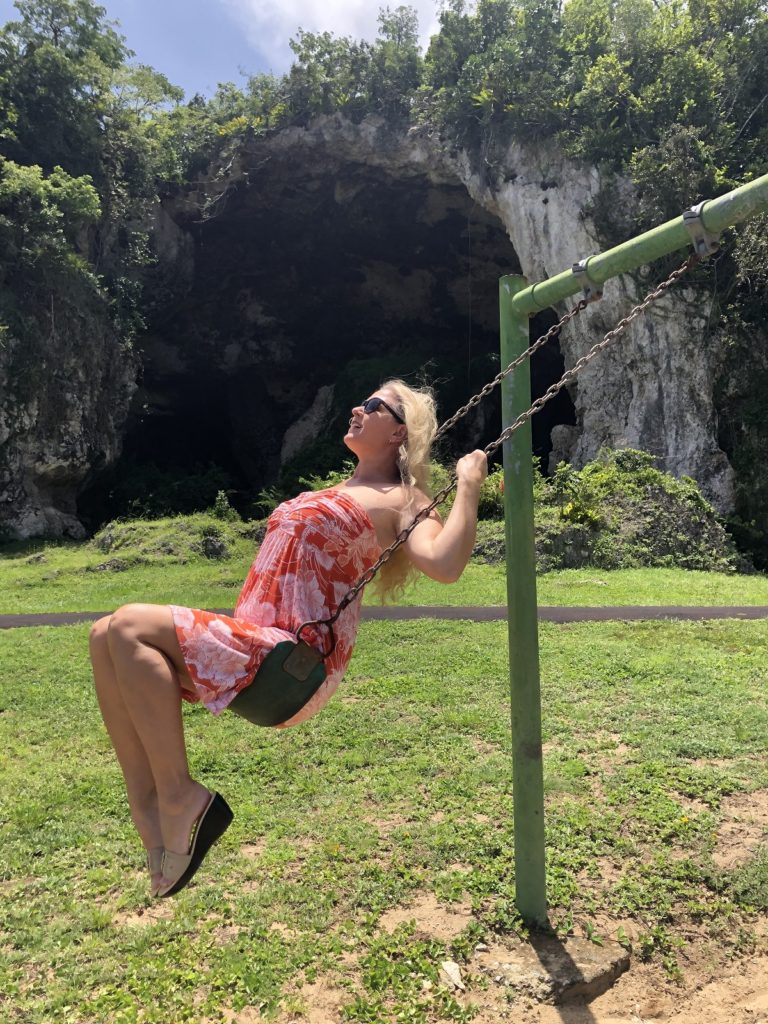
[511,171,768,315]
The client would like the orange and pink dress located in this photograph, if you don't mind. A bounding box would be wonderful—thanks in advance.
[170,487,382,727]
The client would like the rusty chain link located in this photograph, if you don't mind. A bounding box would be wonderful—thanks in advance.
[306,253,699,637]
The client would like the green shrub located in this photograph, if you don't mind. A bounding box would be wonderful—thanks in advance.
[250,487,286,518]
[477,468,505,519]
[471,447,747,574]
[210,490,241,522]
[298,460,357,491]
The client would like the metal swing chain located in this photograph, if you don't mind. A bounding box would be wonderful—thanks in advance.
[483,253,699,459]
[301,252,699,647]
[433,297,589,442]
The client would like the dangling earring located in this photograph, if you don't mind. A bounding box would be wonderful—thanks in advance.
[397,446,408,483]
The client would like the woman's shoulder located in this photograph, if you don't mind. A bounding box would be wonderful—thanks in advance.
[397,485,443,526]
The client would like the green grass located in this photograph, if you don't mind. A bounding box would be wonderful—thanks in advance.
[1,616,767,1021]
[407,565,768,607]
[2,532,768,614]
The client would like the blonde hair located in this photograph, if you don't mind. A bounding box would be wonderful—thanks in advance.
[372,378,438,602]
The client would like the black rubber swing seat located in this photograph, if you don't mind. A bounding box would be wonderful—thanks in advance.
[228,639,327,727]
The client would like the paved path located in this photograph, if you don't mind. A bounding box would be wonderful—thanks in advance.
[1,606,768,629]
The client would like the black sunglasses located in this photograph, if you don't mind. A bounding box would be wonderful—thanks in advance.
[360,396,405,424]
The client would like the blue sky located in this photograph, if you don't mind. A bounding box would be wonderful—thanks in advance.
[0,0,440,99]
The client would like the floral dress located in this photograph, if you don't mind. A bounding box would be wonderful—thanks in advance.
[171,487,382,727]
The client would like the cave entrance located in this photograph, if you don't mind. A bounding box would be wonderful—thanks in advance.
[529,308,578,472]
[84,151,577,524]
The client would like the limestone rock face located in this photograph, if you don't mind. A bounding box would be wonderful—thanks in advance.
[281,385,336,466]
[1,113,739,538]
[0,297,137,540]
[176,114,733,509]
[455,134,734,507]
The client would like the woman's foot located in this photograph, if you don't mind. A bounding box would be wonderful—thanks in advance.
[157,791,234,898]
[158,782,212,856]
[145,846,165,897]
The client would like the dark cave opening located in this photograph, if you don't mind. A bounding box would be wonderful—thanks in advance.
[80,157,577,525]
[529,309,577,471]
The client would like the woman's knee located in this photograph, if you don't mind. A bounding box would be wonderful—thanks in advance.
[107,603,159,643]
[89,614,112,654]
[107,604,179,664]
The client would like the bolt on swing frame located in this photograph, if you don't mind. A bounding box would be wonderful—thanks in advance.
[499,170,768,926]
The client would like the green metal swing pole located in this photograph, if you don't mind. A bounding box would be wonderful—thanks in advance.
[499,170,768,926]
[500,275,548,926]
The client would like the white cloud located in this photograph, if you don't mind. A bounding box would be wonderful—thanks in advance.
[219,0,441,72]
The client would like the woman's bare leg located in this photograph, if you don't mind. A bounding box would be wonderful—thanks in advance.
[89,616,165,892]
[105,604,211,875]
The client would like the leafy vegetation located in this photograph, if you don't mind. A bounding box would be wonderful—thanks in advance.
[302,447,744,573]
[533,447,746,572]
[0,0,182,342]
[4,0,767,306]
[4,528,768,615]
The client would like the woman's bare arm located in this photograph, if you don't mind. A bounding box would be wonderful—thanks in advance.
[404,451,488,584]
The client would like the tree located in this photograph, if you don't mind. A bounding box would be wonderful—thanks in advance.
[368,6,423,117]
[0,0,184,343]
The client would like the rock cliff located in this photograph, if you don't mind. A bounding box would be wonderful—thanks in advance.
[0,113,744,539]
[0,289,137,540]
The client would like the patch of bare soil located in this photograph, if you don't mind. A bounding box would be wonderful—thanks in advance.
[240,841,268,859]
[111,903,174,928]
[266,884,768,1024]
[377,891,474,941]
[273,978,352,1024]
[267,943,768,1024]
[575,857,624,891]
[524,954,768,1024]
[713,790,768,870]
[226,794,768,1024]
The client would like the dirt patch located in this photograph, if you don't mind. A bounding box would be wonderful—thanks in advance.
[210,1007,264,1023]
[591,746,634,776]
[520,954,768,1023]
[574,857,624,891]
[240,841,268,859]
[713,790,768,869]
[274,977,352,1023]
[112,903,174,928]
[211,923,244,945]
[377,892,474,942]
[264,943,768,1024]
[205,883,768,1024]
[369,811,412,831]
[671,793,710,816]
[472,737,503,755]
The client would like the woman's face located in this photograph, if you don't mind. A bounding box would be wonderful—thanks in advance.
[343,388,406,457]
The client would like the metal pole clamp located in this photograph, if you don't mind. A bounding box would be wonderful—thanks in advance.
[683,202,720,258]
[571,258,603,302]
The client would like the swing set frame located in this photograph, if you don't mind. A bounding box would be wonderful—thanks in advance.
[499,170,768,925]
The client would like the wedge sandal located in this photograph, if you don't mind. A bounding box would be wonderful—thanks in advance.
[157,792,233,898]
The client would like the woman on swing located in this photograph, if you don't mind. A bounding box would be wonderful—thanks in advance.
[89,380,488,898]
